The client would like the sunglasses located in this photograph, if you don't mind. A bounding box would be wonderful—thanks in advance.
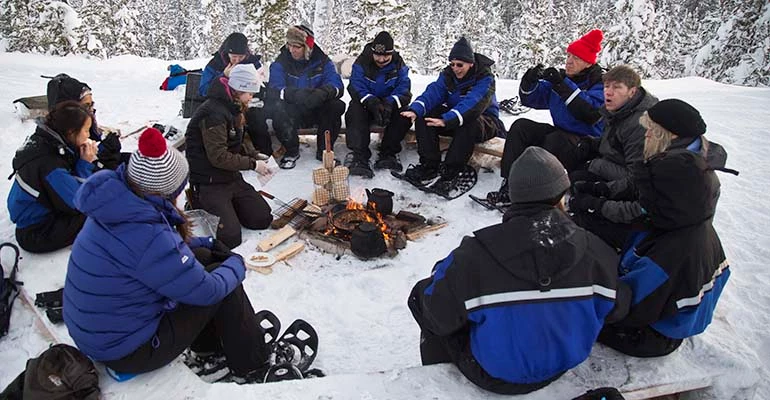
[449,62,467,68]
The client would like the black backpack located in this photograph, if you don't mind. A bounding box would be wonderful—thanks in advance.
[1,344,101,400]
[0,242,22,339]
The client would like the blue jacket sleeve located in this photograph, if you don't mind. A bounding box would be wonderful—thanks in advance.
[519,79,551,109]
[132,231,245,306]
[199,65,222,97]
[44,166,92,214]
[387,65,412,109]
[441,74,494,128]
[348,64,371,103]
[409,75,449,118]
[407,253,467,336]
[188,236,214,249]
[321,60,343,98]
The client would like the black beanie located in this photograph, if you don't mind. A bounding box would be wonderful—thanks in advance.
[225,33,249,55]
[448,37,474,63]
[647,99,707,138]
[46,74,92,111]
[371,31,394,55]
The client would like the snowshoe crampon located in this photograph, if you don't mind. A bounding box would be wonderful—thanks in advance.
[264,362,304,383]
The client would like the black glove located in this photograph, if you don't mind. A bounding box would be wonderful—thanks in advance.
[576,136,600,160]
[319,85,338,100]
[568,193,606,214]
[573,181,610,198]
[542,67,563,85]
[521,64,544,91]
[211,238,237,262]
[379,101,394,126]
[363,97,383,125]
[282,87,300,103]
[100,131,122,153]
[302,89,327,110]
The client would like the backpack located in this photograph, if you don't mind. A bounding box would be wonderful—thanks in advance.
[0,344,101,400]
[0,242,22,339]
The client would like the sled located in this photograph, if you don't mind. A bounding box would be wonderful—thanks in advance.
[12,95,48,120]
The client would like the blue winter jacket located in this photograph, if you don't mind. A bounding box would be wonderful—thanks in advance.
[63,166,246,361]
[8,122,94,229]
[408,53,499,130]
[268,44,343,98]
[348,45,411,109]
[520,65,604,137]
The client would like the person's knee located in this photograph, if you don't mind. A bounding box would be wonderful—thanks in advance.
[216,226,243,249]
[240,210,273,230]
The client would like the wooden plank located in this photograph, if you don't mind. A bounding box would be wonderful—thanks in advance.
[405,222,448,241]
[272,242,305,265]
[257,225,296,252]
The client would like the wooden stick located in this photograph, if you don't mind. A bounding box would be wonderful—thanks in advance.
[257,225,296,252]
[272,242,305,265]
[324,130,331,152]
[405,222,448,241]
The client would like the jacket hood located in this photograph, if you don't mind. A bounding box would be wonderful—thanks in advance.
[12,123,73,172]
[473,205,584,285]
[74,165,184,226]
[203,76,241,115]
[633,148,721,231]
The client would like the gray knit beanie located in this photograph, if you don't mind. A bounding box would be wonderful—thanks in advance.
[127,128,189,198]
[508,147,570,204]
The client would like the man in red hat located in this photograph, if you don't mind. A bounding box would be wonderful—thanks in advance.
[485,29,605,207]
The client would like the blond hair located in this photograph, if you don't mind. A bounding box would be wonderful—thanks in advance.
[640,112,709,160]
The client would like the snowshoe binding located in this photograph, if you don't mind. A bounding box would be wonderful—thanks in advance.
[422,164,478,200]
[391,163,439,188]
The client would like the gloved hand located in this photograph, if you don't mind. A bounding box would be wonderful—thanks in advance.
[542,67,563,85]
[379,101,394,126]
[283,87,301,103]
[521,64,544,91]
[302,88,327,110]
[568,193,606,214]
[100,131,122,153]
[319,85,338,100]
[576,136,600,160]
[211,238,237,262]
[364,97,383,125]
[573,181,610,198]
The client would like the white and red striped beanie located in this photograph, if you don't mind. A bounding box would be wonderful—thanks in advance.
[127,128,189,197]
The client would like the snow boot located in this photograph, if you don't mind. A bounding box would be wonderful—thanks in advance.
[373,153,403,172]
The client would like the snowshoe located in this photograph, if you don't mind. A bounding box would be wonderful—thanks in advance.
[422,165,478,200]
[499,96,531,116]
[391,164,439,188]
[182,350,229,382]
[373,154,403,172]
[469,194,507,213]
[272,319,319,373]
[571,387,625,400]
[263,362,304,383]
[255,309,281,346]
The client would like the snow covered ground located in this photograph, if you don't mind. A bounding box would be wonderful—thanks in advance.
[0,52,768,399]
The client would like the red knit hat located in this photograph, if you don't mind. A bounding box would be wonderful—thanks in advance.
[567,29,603,64]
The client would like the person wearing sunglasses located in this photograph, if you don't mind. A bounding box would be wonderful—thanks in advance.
[400,36,504,199]
[344,31,412,178]
[46,73,124,170]
[486,29,606,208]
[7,101,99,253]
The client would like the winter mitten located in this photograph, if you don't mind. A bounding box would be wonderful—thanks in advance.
[319,85,338,100]
[379,101,394,126]
[569,193,606,214]
[573,181,610,198]
[542,67,563,85]
[303,89,327,110]
[520,64,544,91]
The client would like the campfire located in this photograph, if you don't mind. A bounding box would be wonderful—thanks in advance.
[291,188,446,259]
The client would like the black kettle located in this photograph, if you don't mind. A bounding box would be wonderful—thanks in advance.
[366,188,394,216]
[351,222,387,259]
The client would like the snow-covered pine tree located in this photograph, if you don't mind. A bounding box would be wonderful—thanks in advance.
[242,0,293,60]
